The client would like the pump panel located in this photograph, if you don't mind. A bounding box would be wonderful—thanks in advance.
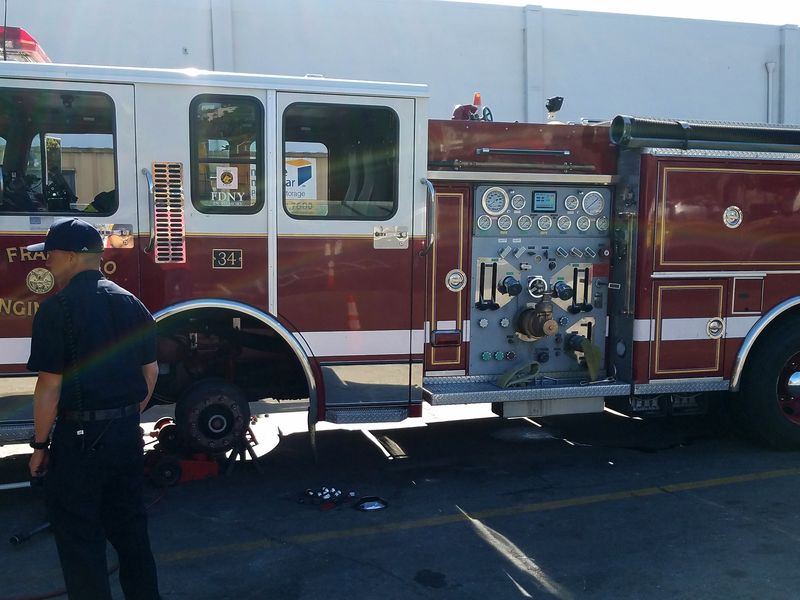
[469,184,613,382]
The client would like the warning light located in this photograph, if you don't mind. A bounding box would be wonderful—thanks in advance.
[0,27,51,63]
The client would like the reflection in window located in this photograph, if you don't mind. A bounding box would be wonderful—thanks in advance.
[190,95,263,214]
[0,89,117,214]
[283,103,398,220]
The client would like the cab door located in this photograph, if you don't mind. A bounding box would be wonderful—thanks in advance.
[0,80,137,376]
[275,93,419,421]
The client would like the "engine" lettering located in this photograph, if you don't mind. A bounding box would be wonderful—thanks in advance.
[0,298,40,317]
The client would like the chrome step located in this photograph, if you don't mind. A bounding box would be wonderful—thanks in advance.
[423,375,630,406]
[0,421,34,445]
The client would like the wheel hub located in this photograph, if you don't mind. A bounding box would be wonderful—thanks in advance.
[207,414,228,434]
[778,352,800,425]
[198,404,234,439]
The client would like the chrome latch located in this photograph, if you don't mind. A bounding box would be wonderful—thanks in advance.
[373,225,409,250]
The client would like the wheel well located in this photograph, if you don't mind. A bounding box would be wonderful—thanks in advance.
[746,307,800,360]
[152,307,310,405]
[737,304,800,388]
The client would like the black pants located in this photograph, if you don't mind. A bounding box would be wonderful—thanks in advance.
[46,415,160,600]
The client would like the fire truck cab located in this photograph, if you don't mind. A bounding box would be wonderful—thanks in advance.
[1,60,799,453]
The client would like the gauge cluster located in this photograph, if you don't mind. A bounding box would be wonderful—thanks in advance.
[474,185,612,237]
[468,183,613,380]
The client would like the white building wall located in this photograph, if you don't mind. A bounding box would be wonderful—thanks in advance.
[8,0,799,124]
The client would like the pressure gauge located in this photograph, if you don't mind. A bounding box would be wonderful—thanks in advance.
[595,216,610,231]
[477,215,492,231]
[576,215,591,232]
[582,190,605,216]
[482,187,510,216]
[557,215,572,231]
[564,194,580,211]
[497,214,513,231]
[518,215,533,231]
[511,194,526,210]
[537,215,553,231]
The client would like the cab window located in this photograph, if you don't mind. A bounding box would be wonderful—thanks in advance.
[190,95,263,214]
[0,89,117,214]
[282,103,398,220]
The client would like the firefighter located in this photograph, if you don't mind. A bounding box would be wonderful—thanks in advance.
[26,217,161,600]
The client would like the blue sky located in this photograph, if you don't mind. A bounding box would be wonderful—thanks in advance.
[443,0,799,26]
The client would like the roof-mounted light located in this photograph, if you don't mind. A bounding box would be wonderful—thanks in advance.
[0,27,51,62]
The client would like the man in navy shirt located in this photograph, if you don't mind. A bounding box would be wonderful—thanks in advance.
[27,218,161,600]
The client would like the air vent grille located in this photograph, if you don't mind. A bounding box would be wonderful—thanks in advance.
[152,162,186,264]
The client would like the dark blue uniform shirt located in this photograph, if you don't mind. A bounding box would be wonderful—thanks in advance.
[27,270,157,412]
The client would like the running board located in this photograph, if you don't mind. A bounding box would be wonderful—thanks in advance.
[423,376,630,406]
[0,421,34,445]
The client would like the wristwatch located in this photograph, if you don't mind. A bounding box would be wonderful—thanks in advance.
[30,439,50,450]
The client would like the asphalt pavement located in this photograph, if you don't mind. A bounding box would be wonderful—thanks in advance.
[2,400,799,600]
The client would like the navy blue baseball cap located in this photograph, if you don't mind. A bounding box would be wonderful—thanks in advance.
[26,218,104,253]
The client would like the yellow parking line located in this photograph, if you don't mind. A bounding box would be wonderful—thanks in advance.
[158,467,800,563]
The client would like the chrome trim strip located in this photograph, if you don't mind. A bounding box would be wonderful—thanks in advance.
[427,171,616,184]
[634,377,729,395]
[153,299,318,420]
[424,369,467,377]
[643,148,800,161]
[730,296,800,391]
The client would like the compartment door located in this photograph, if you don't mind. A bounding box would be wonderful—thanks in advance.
[425,185,471,374]
[651,280,728,378]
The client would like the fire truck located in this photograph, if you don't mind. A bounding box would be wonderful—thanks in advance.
[1,59,799,455]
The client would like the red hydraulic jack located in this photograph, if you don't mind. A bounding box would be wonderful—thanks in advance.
[144,417,261,487]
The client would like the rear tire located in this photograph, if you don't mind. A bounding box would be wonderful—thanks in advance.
[738,315,800,449]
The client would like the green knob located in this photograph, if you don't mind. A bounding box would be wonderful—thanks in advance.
[494,351,505,361]
[481,351,492,361]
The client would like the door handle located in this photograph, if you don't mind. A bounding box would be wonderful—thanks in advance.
[419,178,436,256]
[141,167,155,254]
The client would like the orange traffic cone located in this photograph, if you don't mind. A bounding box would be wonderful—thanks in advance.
[346,294,361,330]
[327,260,335,290]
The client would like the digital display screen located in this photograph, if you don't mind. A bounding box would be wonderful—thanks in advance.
[532,191,557,212]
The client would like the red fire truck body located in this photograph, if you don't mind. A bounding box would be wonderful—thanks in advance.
[1,61,800,452]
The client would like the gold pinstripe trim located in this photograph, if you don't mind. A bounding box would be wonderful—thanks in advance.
[431,193,465,366]
[653,284,724,375]
[658,166,800,267]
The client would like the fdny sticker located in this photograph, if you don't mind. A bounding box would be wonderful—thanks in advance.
[215,166,239,190]
[26,268,55,295]
[212,249,243,269]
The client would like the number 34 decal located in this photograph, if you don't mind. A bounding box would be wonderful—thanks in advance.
[212,249,243,269]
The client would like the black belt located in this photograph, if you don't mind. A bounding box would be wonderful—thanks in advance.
[61,403,140,422]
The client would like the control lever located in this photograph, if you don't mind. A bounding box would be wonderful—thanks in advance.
[568,267,581,314]
[580,267,593,312]
[475,262,499,310]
